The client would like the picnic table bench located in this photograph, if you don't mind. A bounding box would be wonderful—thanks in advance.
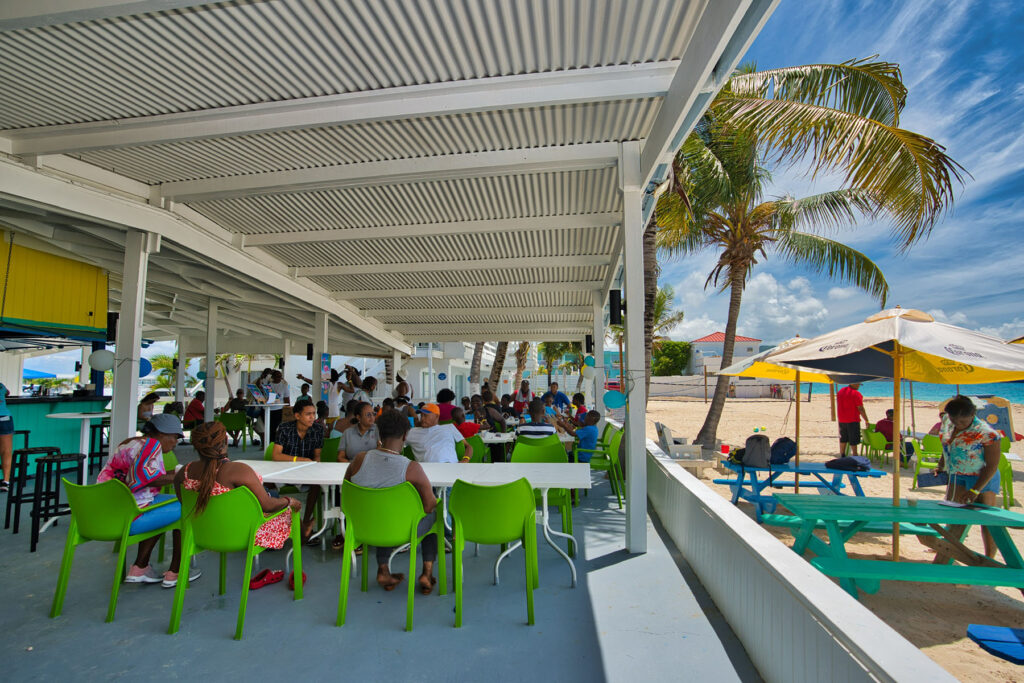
[714,460,887,522]
[774,493,1024,599]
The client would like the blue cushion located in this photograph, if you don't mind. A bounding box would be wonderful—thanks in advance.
[967,624,1024,664]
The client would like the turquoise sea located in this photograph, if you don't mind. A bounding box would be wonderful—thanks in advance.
[807,380,1024,405]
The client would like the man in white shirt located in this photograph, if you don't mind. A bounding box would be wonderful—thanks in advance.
[267,369,291,442]
[405,403,471,464]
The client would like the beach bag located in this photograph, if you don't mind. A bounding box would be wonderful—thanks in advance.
[727,448,745,466]
[825,455,870,471]
[742,434,771,468]
[770,437,797,465]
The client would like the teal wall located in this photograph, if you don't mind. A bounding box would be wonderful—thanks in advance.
[8,398,109,468]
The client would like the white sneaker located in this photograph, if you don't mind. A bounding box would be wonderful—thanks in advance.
[161,565,203,588]
[125,564,162,584]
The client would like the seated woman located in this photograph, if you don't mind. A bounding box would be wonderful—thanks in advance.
[137,392,160,422]
[936,395,1002,558]
[345,409,438,594]
[174,422,300,556]
[97,414,200,588]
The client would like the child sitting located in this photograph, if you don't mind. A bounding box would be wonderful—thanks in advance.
[555,410,601,462]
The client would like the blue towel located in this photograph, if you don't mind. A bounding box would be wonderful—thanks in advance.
[967,624,1024,664]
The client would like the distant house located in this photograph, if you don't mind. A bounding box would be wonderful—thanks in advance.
[689,332,762,374]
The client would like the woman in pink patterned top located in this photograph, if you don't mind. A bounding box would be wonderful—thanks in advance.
[174,421,298,550]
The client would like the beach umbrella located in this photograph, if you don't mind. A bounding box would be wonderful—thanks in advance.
[766,307,1024,559]
[719,337,879,492]
[23,368,56,379]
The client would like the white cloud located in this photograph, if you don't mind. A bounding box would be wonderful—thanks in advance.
[927,308,970,326]
[735,272,831,342]
[666,313,725,343]
[828,287,859,300]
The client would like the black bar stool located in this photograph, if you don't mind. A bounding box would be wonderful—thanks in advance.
[5,446,60,533]
[88,423,108,475]
[13,430,30,450]
[30,452,86,552]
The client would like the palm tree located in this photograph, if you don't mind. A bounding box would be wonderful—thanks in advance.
[512,341,531,389]
[487,341,509,390]
[468,342,484,393]
[656,58,964,448]
[537,342,580,391]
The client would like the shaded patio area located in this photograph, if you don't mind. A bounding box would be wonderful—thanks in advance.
[0,445,759,681]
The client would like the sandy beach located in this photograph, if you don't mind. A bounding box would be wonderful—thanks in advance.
[646,395,1024,682]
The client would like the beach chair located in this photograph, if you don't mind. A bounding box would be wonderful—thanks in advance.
[912,435,943,488]
[999,454,1015,509]
[655,423,690,458]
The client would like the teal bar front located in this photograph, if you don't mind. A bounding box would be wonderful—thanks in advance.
[7,396,111,468]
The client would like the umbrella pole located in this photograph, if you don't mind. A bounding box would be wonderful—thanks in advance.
[829,383,836,421]
[794,370,801,494]
[892,342,903,561]
[909,380,916,436]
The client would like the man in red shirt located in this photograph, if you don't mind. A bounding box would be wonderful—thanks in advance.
[836,383,870,456]
[451,407,479,440]
[875,408,894,449]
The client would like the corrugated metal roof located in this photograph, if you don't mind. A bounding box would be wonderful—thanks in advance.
[75,99,661,184]
[349,290,593,310]
[0,0,698,129]
[314,265,607,293]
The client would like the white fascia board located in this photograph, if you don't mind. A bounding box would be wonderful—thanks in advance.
[362,306,593,318]
[296,255,609,278]
[0,157,410,353]
[159,143,620,202]
[7,62,677,155]
[334,281,604,299]
[243,213,620,247]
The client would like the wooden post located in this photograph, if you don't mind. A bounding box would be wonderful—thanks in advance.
[909,380,917,436]
[829,383,837,421]
[892,342,902,561]
[794,370,801,494]
[703,367,708,403]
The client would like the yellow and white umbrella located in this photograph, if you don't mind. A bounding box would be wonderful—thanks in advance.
[766,307,1024,558]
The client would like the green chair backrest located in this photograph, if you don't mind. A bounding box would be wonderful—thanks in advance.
[921,434,942,453]
[998,453,1014,509]
[402,445,416,461]
[602,430,624,465]
[516,434,560,449]
[510,441,568,464]
[464,435,487,463]
[264,442,275,460]
[439,420,453,426]
[449,478,535,544]
[163,450,179,471]
[866,430,887,451]
[322,436,342,463]
[180,487,264,552]
[215,412,246,431]
[599,422,615,442]
[340,480,424,547]
[64,479,140,541]
[1000,436,1011,453]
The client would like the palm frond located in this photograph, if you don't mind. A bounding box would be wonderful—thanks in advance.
[728,58,907,126]
[772,189,880,234]
[716,96,967,247]
[773,230,889,305]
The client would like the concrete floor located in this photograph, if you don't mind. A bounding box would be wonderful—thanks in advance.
[0,444,760,682]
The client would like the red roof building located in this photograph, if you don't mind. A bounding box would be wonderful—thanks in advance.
[690,332,761,343]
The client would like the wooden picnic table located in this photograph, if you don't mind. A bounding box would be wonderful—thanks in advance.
[774,493,1024,599]
[714,460,887,522]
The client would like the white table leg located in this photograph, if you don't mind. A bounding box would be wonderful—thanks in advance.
[540,487,577,587]
[263,406,271,448]
[79,418,91,484]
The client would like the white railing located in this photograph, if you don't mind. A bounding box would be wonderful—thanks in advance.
[644,440,956,682]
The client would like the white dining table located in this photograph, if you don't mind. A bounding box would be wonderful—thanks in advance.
[246,403,286,449]
[44,411,108,483]
[245,459,592,586]
[479,431,575,445]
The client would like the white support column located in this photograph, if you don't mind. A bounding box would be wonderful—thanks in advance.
[592,292,606,413]
[427,344,435,400]
[110,230,157,446]
[312,311,329,402]
[204,301,217,422]
[620,141,648,554]
[175,335,186,405]
[79,347,89,385]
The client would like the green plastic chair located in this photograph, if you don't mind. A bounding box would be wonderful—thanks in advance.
[449,478,538,627]
[516,434,561,448]
[50,478,181,622]
[264,442,275,460]
[577,429,625,509]
[461,435,488,463]
[596,422,616,449]
[215,412,248,451]
[336,480,444,631]
[168,486,301,640]
[912,434,943,488]
[1000,436,1011,454]
[999,453,1015,509]
[321,436,342,463]
[509,441,574,556]
[402,444,416,461]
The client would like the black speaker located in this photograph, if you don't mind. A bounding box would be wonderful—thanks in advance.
[306,343,314,361]
[172,358,179,369]
[609,290,623,326]
[278,356,286,370]
[106,312,119,343]
[74,361,82,373]
[585,334,594,353]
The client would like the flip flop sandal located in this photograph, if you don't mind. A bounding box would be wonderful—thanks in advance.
[287,571,307,590]
[249,569,284,590]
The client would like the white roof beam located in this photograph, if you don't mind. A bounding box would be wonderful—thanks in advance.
[335,281,604,300]
[362,306,592,318]
[296,255,608,278]
[405,332,585,343]
[242,213,620,247]
[7,62,677,155]
[0,1,210,31]
[159,143,619,202]
[397,323,590,334]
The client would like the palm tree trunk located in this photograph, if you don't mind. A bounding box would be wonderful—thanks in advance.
[695,268,745,449]
[642,218,659,403]
[469,342,484,391]
[488,342,509,388]
[513,341,530,388]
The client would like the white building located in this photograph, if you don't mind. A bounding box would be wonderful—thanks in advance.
[689,332,762,374]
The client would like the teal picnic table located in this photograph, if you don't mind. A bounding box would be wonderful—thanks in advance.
[774,493,1024,599]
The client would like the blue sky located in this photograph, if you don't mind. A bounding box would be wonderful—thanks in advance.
[660,0,1024,345]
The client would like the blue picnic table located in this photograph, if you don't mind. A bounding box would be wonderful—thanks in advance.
[714,460,887,522]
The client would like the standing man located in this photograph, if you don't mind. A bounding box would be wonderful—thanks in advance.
[405,403,470,464]
[836,382,870,456]
[267,369,291,441]
[541,382,571,411]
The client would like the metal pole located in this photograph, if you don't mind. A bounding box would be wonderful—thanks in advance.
[892,342,902,561]
[794,370,801,495]
[704,367,708,403]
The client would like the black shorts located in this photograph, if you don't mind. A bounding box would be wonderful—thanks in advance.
[838,421,861,445]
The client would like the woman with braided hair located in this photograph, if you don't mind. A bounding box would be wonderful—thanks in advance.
[174,422,299,551]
